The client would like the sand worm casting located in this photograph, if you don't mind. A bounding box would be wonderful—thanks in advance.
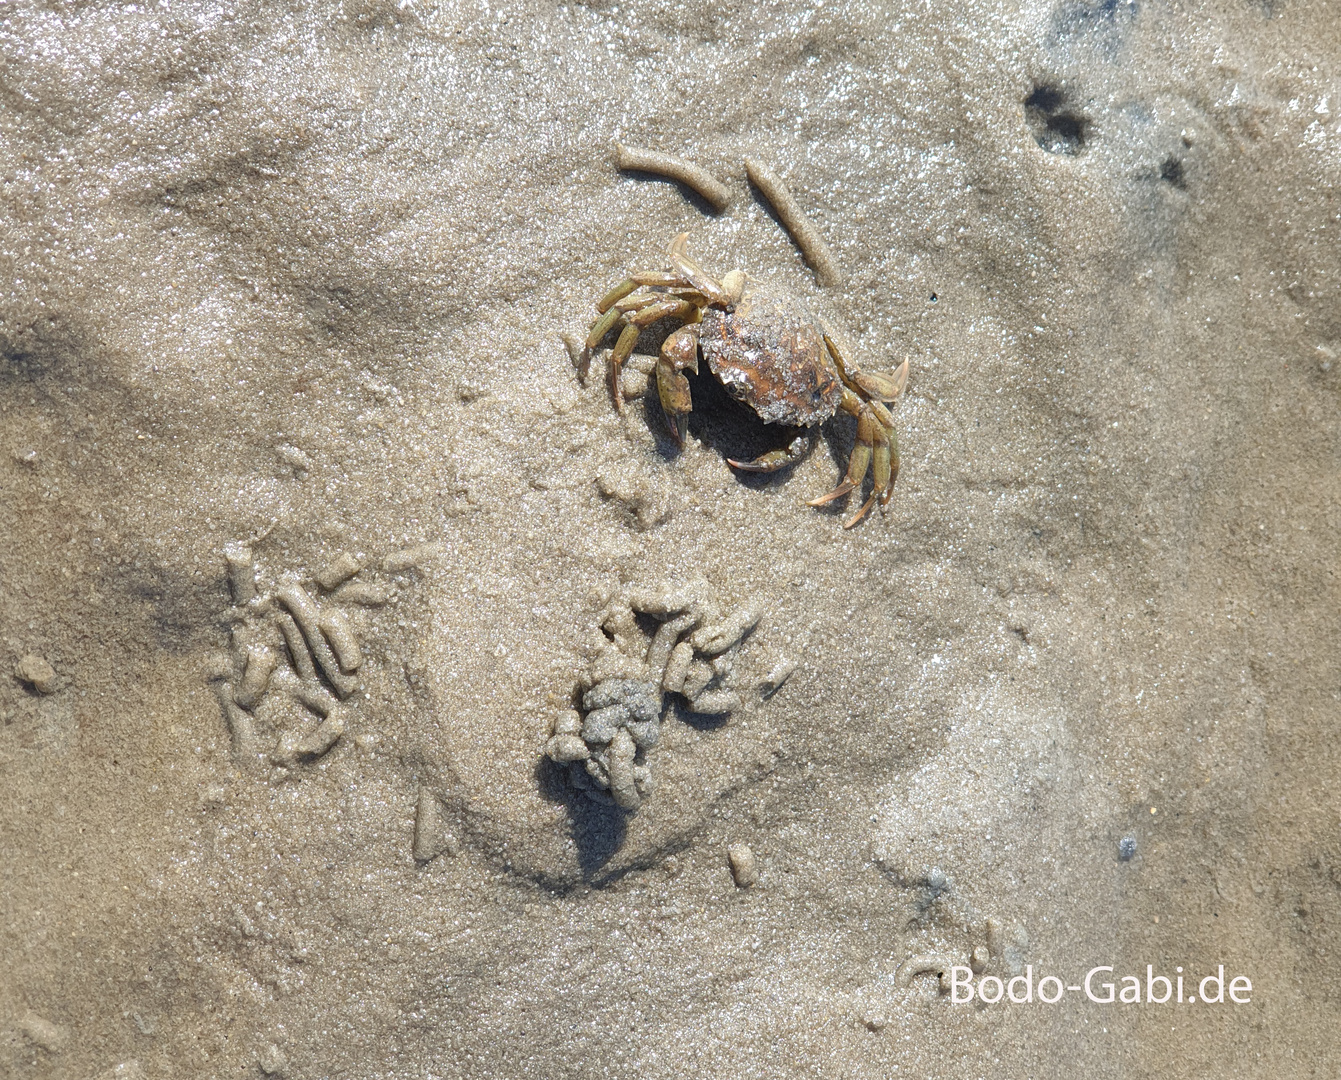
[586,233,909,527]
[546,577,763,811]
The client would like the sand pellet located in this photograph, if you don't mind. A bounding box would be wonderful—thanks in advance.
[335,581,389,606]
[760,657,797,697]
[276,443,312,472]
[971,945,989,974]
[682,659,714,701]
[209,677,257,758]
[628,580,718,623]
[235,644,277,711]
[686,688,739,714]
[727,843,759,887]
[691,603,761,655]
[258,1043,288,1076]
[614,143,732,212]
[276,612,317,682]
[645,612,697,674]
[561,331,589,377]
[315,551,361,591]
[582,704,628,745]
[270,668,337,717]
[383,543,444,572]
[15,653,57,694]
[18,1010,66,1053]
[224,543,256,603]
[662,640,693,694]
[280,708,344,761]
[413,786,442,862]
[276,584,358,697]
[320,609,363,672]
[546,733,590,762]
[607,728,641,809]
[620,367,649,400]
[897,954,954,988]
[744,158,841,287]
[985,918,1004,958]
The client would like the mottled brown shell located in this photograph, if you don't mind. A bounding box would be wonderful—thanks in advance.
[699,287,844,427]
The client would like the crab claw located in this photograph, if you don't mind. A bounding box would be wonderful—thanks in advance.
[728,434,811,473]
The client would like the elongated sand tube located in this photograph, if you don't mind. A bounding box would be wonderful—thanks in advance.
[276,583,359,698]
[744,157,841,287]
[615,144,732,212]
[208,672,257,760]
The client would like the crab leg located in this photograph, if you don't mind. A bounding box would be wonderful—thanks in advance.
[853,358,909,402]
[597,271,692,313]
[608,322,641,413]
[824,335,909,403]
[628,298,697,327]
[667,233,732,308]
[597,279,640,313]
[728,432,812,473]
[586,306,622,349]
[808,390,898,528]
[875,423,900,505]
[809,403,873,506]
[612,293,668,314]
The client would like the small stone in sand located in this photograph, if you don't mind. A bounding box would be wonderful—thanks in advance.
[16,654,57,694]
[727,843,758,887]
[18,1010,66,1052]
[258,1042,288,1076]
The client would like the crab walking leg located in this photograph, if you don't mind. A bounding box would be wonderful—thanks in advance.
[807,389,898,527]
[667,233,732,307]
[823,329,904,517]
[728,432,812,473]
[608,322,640,413]
[809,404,874,506]
[597,272,693,314]
[655,324,700,443]
[839,414,884,528]
[597,279,640,313]
[627,298,697,327]
[870,400,900,503]
[842,409,898,527]
[586,306,622,349]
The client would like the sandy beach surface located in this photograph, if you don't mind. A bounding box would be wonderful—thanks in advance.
[1,0,1338,1076]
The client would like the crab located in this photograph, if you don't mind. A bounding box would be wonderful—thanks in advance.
[585,234,908,528]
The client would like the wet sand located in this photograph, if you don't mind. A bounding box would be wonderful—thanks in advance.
[1,0,1339,1076]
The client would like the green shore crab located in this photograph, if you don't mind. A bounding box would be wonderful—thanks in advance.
[586,233,908,528]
